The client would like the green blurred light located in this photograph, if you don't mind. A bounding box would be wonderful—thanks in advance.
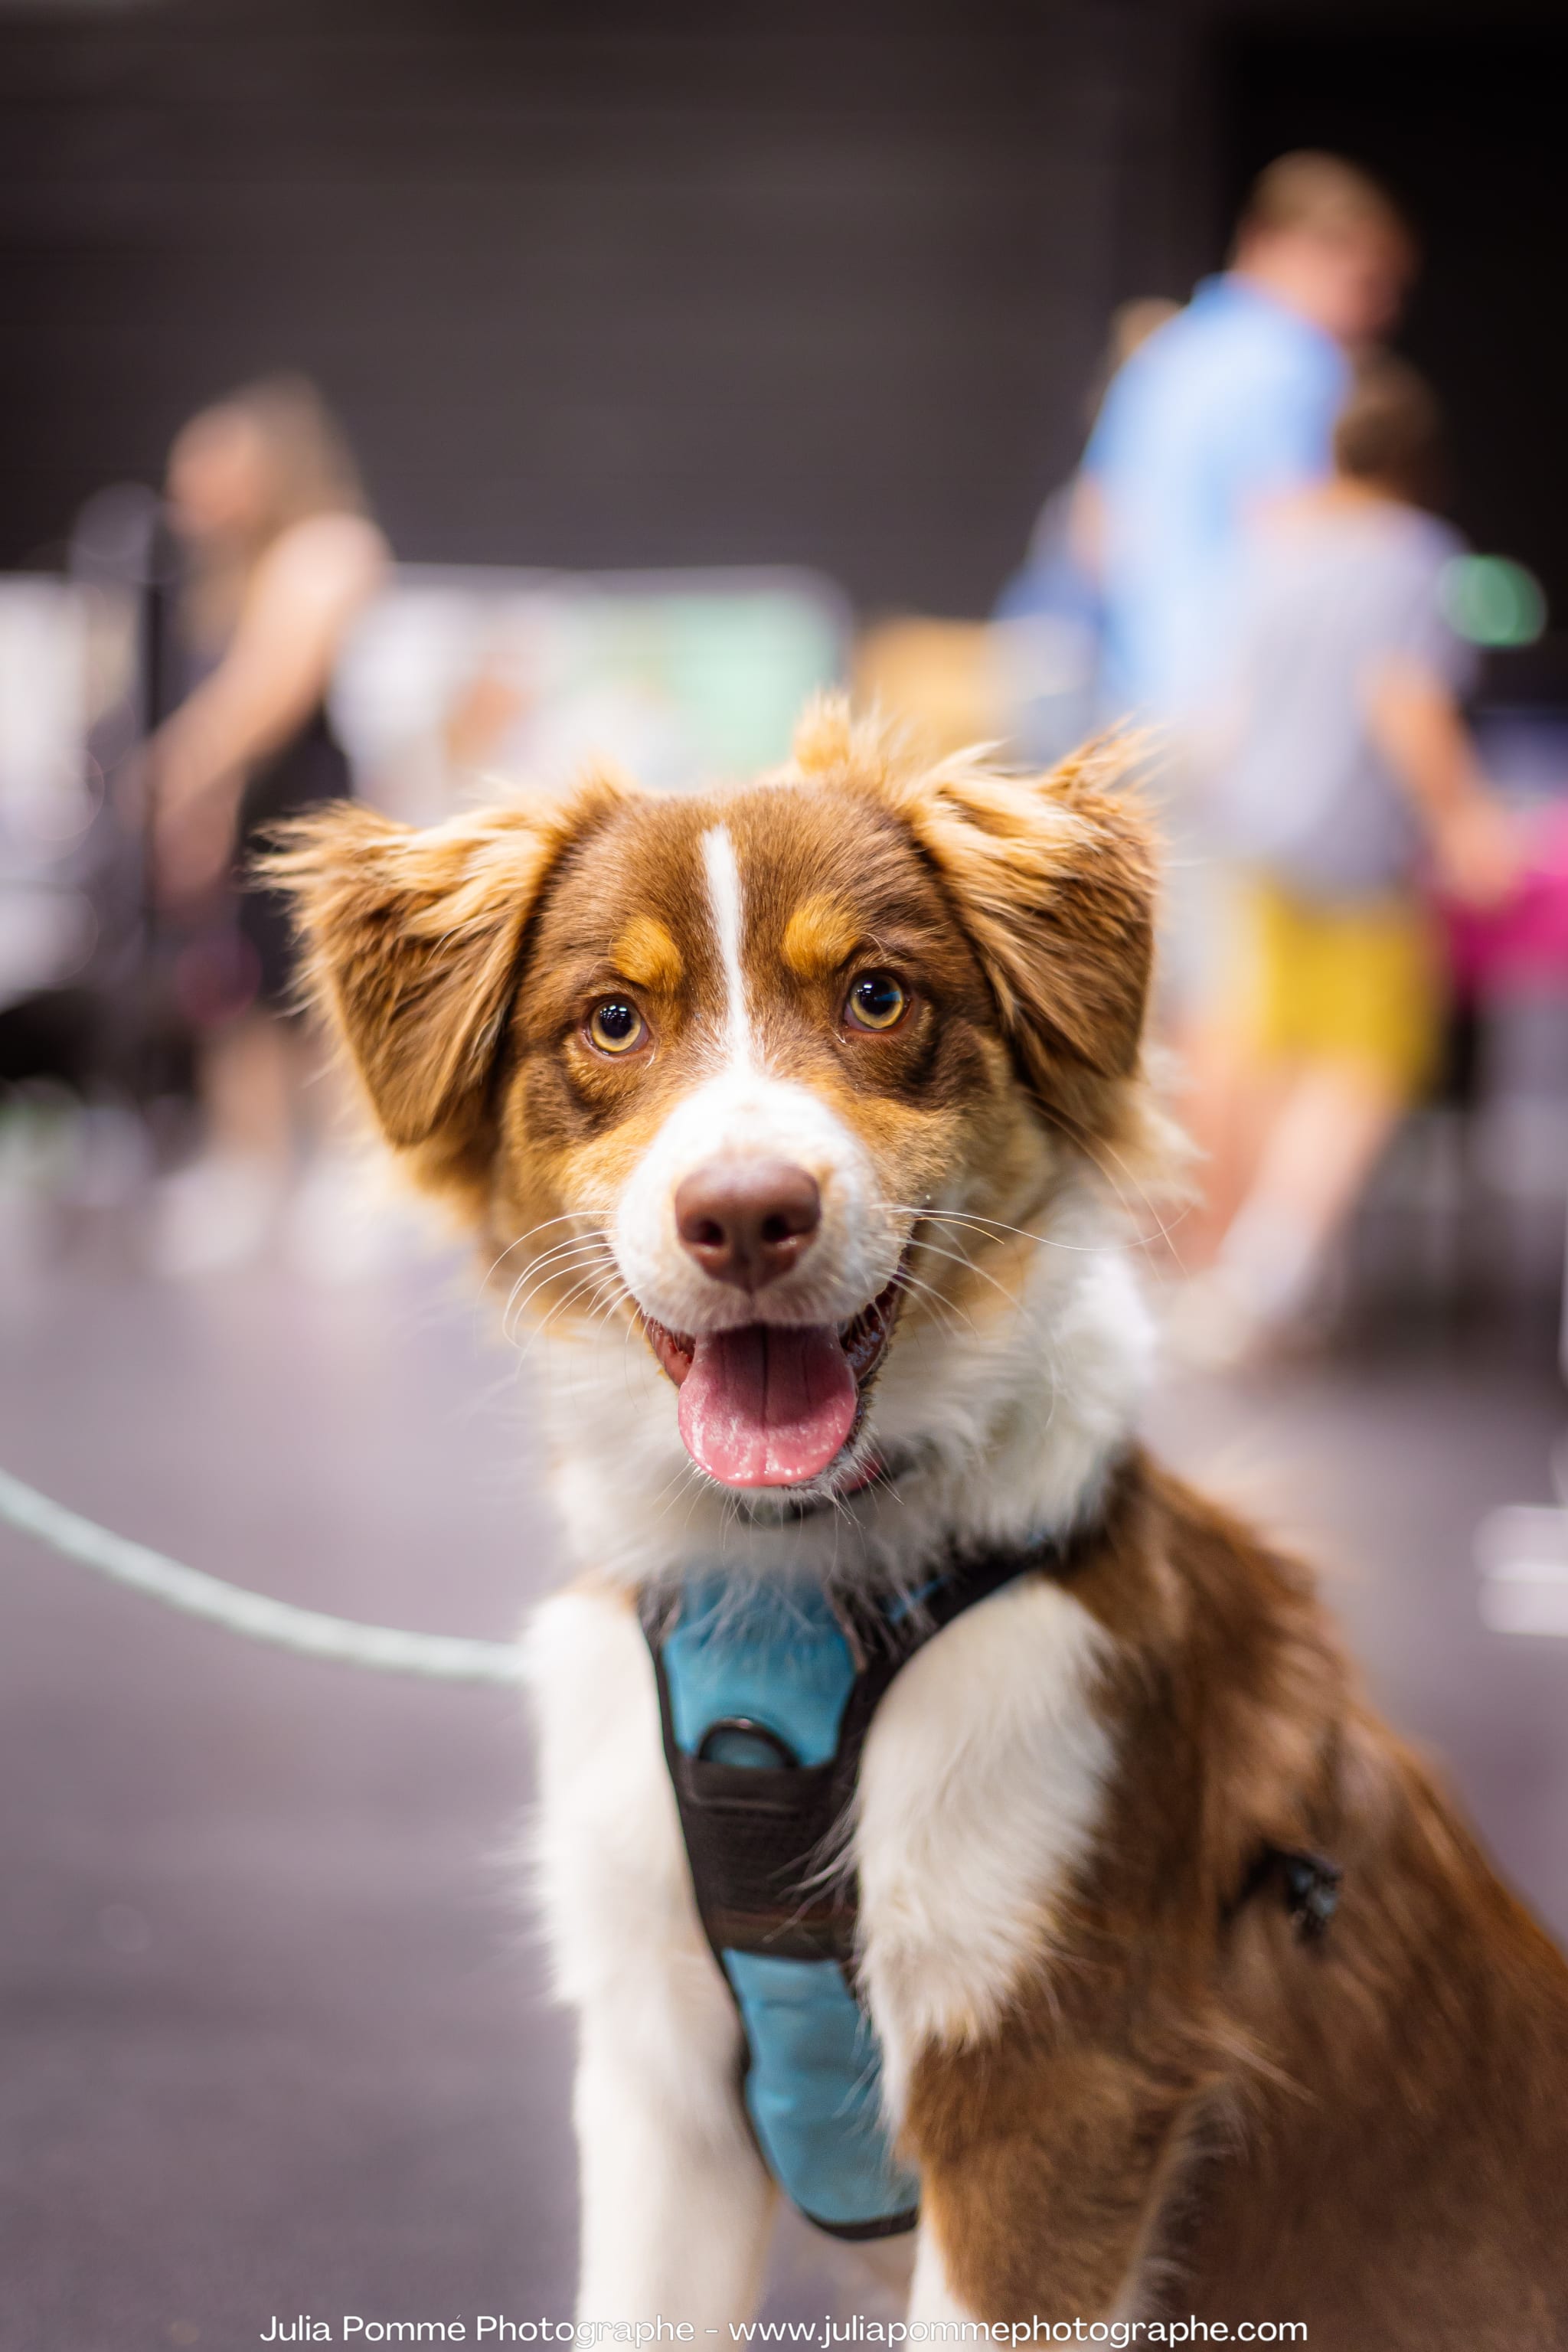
[1439,554,1548,648]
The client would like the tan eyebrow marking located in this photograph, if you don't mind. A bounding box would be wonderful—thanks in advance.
[610,913,684,993]
[781,893,861,980]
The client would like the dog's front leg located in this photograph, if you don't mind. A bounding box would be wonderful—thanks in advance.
[531,1589,776,2327]
[572,1977,776,2325]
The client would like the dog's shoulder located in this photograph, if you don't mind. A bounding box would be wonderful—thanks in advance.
[855,1452,1347,2098]
[890,1456,1568,2330]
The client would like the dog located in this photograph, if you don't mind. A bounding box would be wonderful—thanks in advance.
[272,703,1568,2349]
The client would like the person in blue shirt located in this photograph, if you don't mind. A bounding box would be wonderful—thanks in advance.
[1076,152,1417,1034]
[1081,151,1417,727]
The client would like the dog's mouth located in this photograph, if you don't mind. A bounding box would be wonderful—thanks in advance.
[640,1279,903,1489]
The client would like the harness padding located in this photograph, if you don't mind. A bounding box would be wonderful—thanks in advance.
[641,1540,1089,2238]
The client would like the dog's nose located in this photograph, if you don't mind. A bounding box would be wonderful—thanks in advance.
[675,1161,822,1292]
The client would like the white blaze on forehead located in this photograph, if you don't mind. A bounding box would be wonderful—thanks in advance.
[612,815,887,1341]
[700,823,751,1068]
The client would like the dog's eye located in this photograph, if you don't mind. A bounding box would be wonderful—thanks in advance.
[844,972,907,1032]
[587,998,645,1055]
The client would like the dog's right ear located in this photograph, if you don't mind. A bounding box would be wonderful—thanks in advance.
[263,787,616,1183]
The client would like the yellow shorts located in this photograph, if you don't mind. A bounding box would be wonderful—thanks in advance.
[1230,876,1443,1100]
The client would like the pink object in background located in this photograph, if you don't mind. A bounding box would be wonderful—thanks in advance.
[1442,801,1568,996]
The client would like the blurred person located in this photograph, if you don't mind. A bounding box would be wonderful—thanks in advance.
[1081,152,1416,727]
[1169,355,1521,1367]
[149,375,387,1276]
[441,609,707,799]
[1080,154,1417,1050]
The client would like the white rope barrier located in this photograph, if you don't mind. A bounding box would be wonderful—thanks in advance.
[6,1462,1557,1675]
[0,1465,528,1685]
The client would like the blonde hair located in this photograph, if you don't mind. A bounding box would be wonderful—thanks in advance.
[1333,352,1446,508]
[188,373,368,537]
[174,374,371,638]
[1238,151,1413,256]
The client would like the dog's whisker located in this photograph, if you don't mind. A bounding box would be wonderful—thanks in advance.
[580,1280,634,1331]
[509,1267,621,1362]
[900,1234,1019,1310]
[880,1201,1129,1261]
[889,1269,973,1341]
[503,1233,615,1285]
[513,1278,606,1352]
[1005,1104,1190,1263]
[501,1243,619,1339]
[482,1212,612,1289]
[499,1240,613,1323]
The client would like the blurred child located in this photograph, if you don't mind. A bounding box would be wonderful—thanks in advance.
[1173,354,1519,1364]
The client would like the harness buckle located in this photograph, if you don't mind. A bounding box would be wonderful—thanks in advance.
[697,1717,799,1769]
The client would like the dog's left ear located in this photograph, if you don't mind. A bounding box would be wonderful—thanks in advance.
[889,736,1157,1106]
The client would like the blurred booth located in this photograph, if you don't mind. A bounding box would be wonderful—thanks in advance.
[338,562,851,825]
[0,557,851,1023]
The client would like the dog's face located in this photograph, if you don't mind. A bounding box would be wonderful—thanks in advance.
[273,705,1155,1500]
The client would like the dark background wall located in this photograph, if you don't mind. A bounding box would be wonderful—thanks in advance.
[0,0,1563,633]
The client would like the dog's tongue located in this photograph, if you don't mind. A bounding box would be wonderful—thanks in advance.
[677,1324,858,1487]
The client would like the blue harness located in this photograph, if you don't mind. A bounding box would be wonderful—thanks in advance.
[639,1472,1344,2239]
[639,1530,1097,2239]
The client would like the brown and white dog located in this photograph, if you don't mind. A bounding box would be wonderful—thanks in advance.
[273,704,1568,2349]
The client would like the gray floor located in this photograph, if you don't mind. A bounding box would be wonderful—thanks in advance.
[2,1209,1565,2352]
